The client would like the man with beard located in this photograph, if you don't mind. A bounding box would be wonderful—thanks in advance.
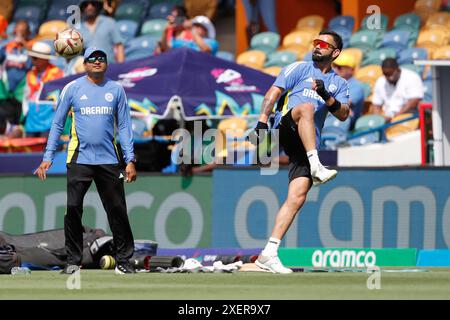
[251,30,350,273]
[77,0,124,63]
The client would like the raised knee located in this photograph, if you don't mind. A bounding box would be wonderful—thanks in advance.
[292,103,315,121]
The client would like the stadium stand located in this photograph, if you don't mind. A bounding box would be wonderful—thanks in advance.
[249,31,280,54]
[236,49,266,69]
[117,19,139,44]
[264,50,297,68]
[328,15,355,32]
[140,19,167,37]
[124,35,159,61]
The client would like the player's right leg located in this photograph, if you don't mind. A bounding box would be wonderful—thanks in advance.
[290,104,337,185]
[62,164,94,273]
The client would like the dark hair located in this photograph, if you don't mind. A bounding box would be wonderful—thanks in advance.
[381,58,399,69]
[319,29,343,51]
[172,5,188,18]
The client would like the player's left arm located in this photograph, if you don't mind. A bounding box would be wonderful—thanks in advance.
[116,86,137,182]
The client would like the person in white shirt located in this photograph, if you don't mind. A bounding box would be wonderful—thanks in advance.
[369,58,424,122]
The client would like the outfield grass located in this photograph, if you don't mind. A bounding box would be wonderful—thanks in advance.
[1,268,450,300]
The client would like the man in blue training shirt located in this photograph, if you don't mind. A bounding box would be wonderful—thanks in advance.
[252,30,350,273]
[35,47,137,275]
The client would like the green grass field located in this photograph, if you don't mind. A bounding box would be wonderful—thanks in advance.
[1,268,450,300]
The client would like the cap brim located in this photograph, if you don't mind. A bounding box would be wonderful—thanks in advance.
[27,51,55,60]
[86,49,107,57]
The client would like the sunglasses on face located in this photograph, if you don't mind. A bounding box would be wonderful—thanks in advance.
[85,56,107,63]
[313,39,336,50]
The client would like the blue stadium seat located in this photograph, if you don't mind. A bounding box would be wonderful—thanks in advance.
[393,13,421,32]
[46,3,71,21]
[320,114,351,150]
[397,47,428,65]
[328,15,354,32]
[148,2,173,19]
[379,30,410,54]
[250,32,280,54]
[400,64,424,77]
[120,0,150,12]
[216,50,235,61]
[140,19,167,37]
[331,26,352,48]
[348,114,386,146]
[349,30,382,53]
[361,48,397,67]
[117,19,139,44]
[125,35,159,61]
[13,6,44,23]
[359,13,389,31]
[264,50,297,68]
[115,3,146,22]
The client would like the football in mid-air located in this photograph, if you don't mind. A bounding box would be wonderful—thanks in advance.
[54,28,83,58]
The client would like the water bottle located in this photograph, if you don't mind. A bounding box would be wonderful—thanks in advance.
[10,267,31,275]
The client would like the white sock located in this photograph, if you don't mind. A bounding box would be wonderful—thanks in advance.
[307,149,321,168]
[262,237,281,257]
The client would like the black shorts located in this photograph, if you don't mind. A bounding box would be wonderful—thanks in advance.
[279,109,312,183]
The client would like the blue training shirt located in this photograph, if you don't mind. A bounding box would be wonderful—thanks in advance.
[43,75,134,165]
[273,61,350,148]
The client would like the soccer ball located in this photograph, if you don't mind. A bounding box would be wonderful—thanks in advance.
[54,28,83,58]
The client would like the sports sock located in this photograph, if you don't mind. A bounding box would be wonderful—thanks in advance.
[262,237,281,257]
[307,149,321,169]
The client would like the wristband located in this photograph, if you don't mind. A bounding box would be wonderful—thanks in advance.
[328,99,341,113]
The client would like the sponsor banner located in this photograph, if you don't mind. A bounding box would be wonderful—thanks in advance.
[157,248,260,266]
[212,168,450,249]
[0,176,212,249]
[417,250,450,266]
[278,248,417,267]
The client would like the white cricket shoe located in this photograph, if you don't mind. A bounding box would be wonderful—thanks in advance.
[311,164,337,186]
[255,254,293,274]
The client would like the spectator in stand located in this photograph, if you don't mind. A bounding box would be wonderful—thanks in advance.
[332,51,365,130]
[369,58,424,122]
[78,0,125,63]
[158,5,190,54]
[0,0,13,22]
[22,42,64,137]
[0,21,32,134]
[163,15,219,55]
[184,0,218,21]
[242,0,278,43]
[0,15,8,42]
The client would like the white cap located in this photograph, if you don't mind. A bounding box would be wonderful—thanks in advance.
[191,15,216,39]
[27,41,54,60]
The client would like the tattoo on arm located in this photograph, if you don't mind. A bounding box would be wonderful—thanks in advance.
[261,97,274,117]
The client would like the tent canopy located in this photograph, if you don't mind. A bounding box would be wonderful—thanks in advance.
[40,47,276,120]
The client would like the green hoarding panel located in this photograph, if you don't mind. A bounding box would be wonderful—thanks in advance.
[0,175,212,248]
[279,248,417,267]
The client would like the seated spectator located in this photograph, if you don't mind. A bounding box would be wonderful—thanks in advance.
[332,52,365,130]
[22,42,64,137]
[184,0,218,21]
[242,0,278,43]
[170,16,219,55]
[369,58,424,122]
[0,20,32,134]
[78,0,125,63]
[158,5,190,54]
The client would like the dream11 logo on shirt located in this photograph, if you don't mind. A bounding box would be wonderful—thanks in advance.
[211,68,259,93]
[116,67,158,88]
